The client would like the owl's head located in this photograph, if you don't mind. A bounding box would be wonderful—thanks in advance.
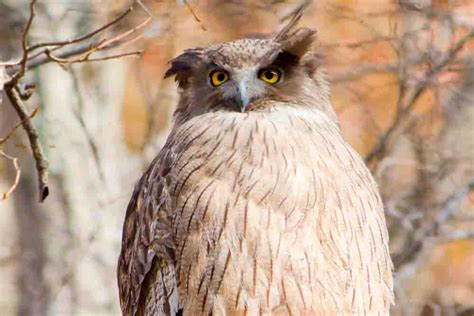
[165,14,332,118]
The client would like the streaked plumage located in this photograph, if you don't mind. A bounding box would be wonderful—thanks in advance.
[118,15,393,316]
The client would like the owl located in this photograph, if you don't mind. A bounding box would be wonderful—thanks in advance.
[117,14,393,316]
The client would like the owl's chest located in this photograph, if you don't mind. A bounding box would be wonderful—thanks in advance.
[166,110,339,265]
[170,111,322,220]
[166,110,384,313]
[167,111,344,312]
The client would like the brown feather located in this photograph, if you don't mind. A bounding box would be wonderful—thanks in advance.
[274,8,304,42]
[279,27,316,58]
[164,48,207,88]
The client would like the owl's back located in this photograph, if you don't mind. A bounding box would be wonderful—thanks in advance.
[154,104,393,315]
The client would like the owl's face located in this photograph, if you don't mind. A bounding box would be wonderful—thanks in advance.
[165,27,325,116]
[202,40,292,112]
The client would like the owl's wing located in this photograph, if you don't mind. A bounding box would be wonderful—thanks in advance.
[117,153,180,316]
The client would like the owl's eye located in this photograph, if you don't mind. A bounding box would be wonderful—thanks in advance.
[210,70,229,87]
[258,68,282,84]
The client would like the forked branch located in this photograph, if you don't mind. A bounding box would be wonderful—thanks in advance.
[1,0,151,202]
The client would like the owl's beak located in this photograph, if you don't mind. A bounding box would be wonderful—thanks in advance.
[237,81,250,112]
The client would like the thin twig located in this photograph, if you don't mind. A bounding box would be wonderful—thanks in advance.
[4,85,49,202]
[37,6,151,67]
[0,150,21,201]
[26,5,135,53]
[5,0,151,76]
[0,107,39,145]
[183,0,207,31]
[46,49,142,65]
[17,0,37,78]
[25,41,106,70]
[96,11,151,50]
[74,51,142,62]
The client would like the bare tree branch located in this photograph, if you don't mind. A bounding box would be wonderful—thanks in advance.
[5,0,151,75]
[365,29,474,165]
[45,48,142,66]
[17,0,37,78]
[4,85,49,201]
[0,0,152,201]
[183,0,207,31]
[393,179,474,269]
[25,5,134,53]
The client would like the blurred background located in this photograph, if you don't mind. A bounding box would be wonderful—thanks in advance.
[0,0,473,315]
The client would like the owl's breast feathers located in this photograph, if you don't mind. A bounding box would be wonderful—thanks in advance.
[118,104,393,315]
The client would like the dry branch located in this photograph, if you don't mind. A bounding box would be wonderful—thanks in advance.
[25,5,134,53]
[17,0,36,78]
[45,48,142,66]
[0,150,21,201]
[183,0,207,31]
[364,29,474,165]
[4,85,49,201]
[1,0,151,202]
[393,179,474,269]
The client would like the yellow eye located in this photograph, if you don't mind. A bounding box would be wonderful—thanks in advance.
[259,68,281,84]
[210,70,229,86]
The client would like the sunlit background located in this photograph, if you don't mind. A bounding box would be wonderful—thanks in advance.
[1,0,473,315]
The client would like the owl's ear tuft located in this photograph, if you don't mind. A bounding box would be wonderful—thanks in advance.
[274,9,316,58]
[164,49,204,87]
[274,8,304,42]
[275,24,320,77]
[279,27,316,58]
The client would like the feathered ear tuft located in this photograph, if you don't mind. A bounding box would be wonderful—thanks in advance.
[279,28,316,58]
[164,48,204,87]
[274,8,304,42]
[274,9,316,58]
